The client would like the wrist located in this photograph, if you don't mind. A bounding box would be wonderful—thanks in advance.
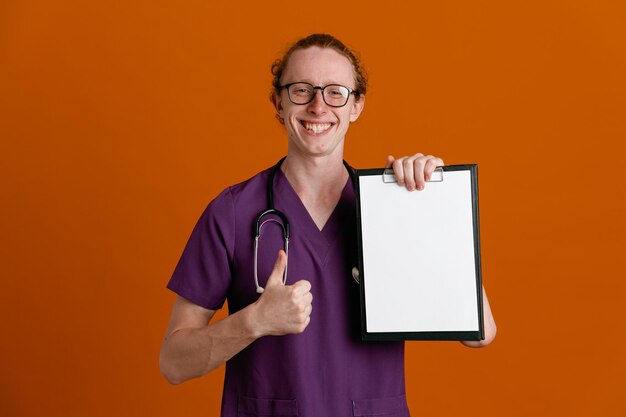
[242,301,265,339]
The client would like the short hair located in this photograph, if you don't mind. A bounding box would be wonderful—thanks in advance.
[270,34,368,101]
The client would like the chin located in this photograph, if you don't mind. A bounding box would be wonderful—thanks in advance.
[293,136,344,158]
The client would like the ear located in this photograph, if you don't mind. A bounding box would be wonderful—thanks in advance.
[349,94,365,122]
[271,90,285,124]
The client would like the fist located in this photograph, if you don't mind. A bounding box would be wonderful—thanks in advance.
[253,250,313,336]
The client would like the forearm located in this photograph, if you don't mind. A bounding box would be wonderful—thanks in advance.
[160,304,261,384]
[160,252,311,384]
[461,286,497,348]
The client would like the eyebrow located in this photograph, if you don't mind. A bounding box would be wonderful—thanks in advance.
[284,80,355,88]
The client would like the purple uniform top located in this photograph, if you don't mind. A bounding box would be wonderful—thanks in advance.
[168,165,409,417]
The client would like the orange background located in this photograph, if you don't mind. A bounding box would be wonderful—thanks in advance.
[1,1,625,416]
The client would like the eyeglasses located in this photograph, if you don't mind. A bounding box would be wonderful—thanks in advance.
[280,82,357,108]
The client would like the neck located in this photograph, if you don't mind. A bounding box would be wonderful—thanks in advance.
[280,152,350,231]
[281,153,348,196]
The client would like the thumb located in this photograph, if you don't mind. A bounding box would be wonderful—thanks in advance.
[265,250,287,287]
[385,155,395,169]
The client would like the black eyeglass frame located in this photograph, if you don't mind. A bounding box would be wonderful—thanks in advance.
[279,82,358,108]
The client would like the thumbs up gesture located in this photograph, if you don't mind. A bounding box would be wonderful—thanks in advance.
[251,250,313,336]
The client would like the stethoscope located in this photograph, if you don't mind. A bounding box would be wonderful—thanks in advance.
[253,157,357,293]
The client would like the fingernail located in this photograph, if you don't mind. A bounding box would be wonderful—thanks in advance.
[417,185,424,191]
[408,185,415,191]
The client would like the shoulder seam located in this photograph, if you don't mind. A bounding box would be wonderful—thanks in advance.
[226,187,237,265]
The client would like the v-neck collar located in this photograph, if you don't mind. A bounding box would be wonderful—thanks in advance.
[273,168,354,263]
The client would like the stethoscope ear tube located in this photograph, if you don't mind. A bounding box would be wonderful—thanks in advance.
[254,209,289,294]
[253,236,264,293]
[255,209,290,240]
[254,210,290,293]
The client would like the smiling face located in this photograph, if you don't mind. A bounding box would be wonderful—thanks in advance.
[273,46,365,160]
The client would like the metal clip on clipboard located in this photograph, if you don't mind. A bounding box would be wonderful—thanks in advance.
[382,167,444,183]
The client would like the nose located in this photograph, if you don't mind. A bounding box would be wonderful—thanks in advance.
[307,89,327,114]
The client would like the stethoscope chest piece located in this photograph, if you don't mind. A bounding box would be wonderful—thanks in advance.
[352,266,359,284]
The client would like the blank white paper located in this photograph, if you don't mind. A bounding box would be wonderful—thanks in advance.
[359,170,480,333]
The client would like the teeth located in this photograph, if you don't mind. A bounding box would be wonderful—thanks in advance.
[303,122,331,134]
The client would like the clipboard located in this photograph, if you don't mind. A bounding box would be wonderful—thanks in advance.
[355,165,484,341]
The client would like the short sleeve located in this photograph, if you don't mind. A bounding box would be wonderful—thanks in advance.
[167,188,236,310]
